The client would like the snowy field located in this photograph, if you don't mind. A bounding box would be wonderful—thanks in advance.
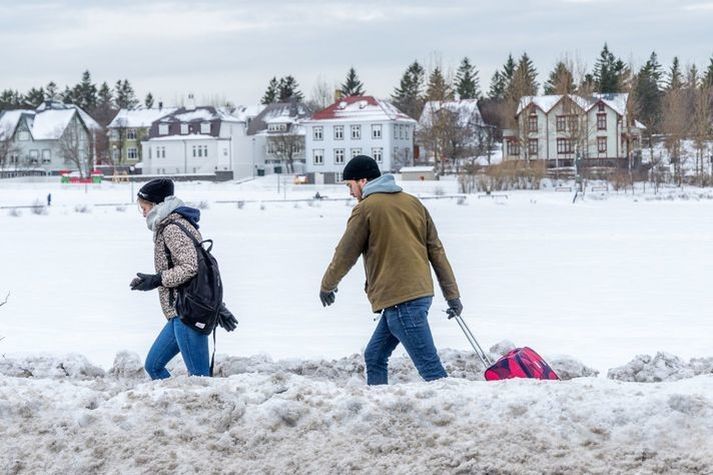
[1,175,713,473]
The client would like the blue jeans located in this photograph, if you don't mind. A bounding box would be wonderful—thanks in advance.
[145,317,210,380]
[364,296,447,385]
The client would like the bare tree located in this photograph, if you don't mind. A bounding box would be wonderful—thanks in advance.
[0,126,18,172]
[0,291,8,308]
[661,88,689,186]
[690,85,712,184]
[417,102,479,173]
[58,116,93,178]
[308,75,335,111]
[266,127,304,174]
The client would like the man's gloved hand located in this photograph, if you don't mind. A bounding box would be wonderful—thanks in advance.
[130,273,162,291]
[446,297,463,318]
[217,304,238,332]
[319,288,337,307]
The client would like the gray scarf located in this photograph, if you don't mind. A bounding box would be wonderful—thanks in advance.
[146,196,184,232]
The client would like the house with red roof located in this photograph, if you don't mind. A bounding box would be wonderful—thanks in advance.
[301,96,416,183]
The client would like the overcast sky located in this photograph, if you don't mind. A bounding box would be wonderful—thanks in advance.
[1,0,712,107]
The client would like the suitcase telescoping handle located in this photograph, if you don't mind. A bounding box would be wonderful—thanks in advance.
[446,310,494,367]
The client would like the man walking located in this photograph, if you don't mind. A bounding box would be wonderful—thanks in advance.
[320,155,462,385]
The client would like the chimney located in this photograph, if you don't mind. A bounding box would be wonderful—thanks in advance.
[334,89,343,102]
[158,101,163,110]
[186,93,196,111]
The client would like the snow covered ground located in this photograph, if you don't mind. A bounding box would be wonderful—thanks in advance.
[1,175,713,473]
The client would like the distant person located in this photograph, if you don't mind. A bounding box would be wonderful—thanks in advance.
[47,193,51,207]
[319,155,462,385]
[130,178,235,379]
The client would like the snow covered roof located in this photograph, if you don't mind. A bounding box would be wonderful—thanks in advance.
[307,96,415,123]
[418,99,483,130]
[147,134,223,142]
[0,110,31,139]
[108,107,177,129]
[517,93,630,117]
[233,105,266,122]
[247,102,312,135]
[399,166,436,173]
[156,106,242,124]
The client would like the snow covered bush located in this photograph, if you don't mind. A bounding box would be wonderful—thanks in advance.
[8,208,22,217]
[74,204,91,213]
[608,352,696,382]
[31,199,48,215]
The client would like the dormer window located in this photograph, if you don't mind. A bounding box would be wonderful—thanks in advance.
[200,122,211,134]
[158,124,169,136]
[180,123,189,135]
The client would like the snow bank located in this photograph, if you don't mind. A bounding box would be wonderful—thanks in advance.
[2,370,713,473]
[608,352,713,382]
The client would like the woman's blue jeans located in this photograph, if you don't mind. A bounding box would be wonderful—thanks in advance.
[145,317,210,379]
[364,296,447,385]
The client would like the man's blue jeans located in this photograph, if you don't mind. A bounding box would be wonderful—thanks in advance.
[145,317,210,380]
[364,296,447,385]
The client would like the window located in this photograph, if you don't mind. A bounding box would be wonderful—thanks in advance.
[404,126,410,140]
[112,147,119,160]
[110,129,119,140]
[597,137,607,153]
[371,124,382,139]
[567,116,579,132]
[148,147,152,159]
[527,115,538,132]
[351,125,361,140]
[334,125,344,140]
[127,129,137,140]
[507,140,520,156]
[9,153,18,164]
[372,147,383,163]
[556,116,566,132]
[335,172,343,182]
[18,131,29,141]
[334,148,345,164]
[313,126,323,141]
[41,149,51,164]
[158,146,166,158]
[127,147,138,160]
[181,123,189,135]
[313,149,324,165]
[192,145,197,157]
[223,148,228,156]
[528,139,538,157]
[557,138,574,154]
[203,145,208,157]
[29,149,39,164]
[201,122,211,134]
[597,113,607,130]
[598,103,605,112]
[350,148,362,158]
[158,124,169,135]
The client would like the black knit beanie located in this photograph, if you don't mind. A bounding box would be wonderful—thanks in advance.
[138,178,174,204]
[342,155,381,181]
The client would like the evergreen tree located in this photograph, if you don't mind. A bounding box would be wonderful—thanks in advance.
[544,61,575,95]
[261,77,279,104]
[391,60,426,119]
[633,53,664,132]
[115,79,139,109]
[704,56,713,88]
[61,85,76,104]
[0,89,23,109]
[454,57,481,99]
[339,67,365,97]
[425,67,454,101]
[509,52,539,98]
[593,43,627,93]
[277,76,304,102]
[685,64,700,90]
[24,87,46,107]
[45,81,59,101]
[97,82,114,109]
[77,70,97,111]
[144,92,155,108]
[487,54,516,100]
[666,57,683,91]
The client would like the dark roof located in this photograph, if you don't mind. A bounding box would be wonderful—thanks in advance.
[247,101,312,135]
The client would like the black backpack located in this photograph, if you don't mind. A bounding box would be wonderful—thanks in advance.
[161,220,223,335]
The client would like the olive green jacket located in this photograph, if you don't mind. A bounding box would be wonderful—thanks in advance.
[321,175,459,312]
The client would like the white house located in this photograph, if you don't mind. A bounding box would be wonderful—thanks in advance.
[0,101,101,174]
[141,105,263,178]
[503,93,645,169]
[247,101,312,175]
[302,95,416,184]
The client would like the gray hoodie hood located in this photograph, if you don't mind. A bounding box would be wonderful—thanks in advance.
[362,174,402,199]
[146,196,184,232]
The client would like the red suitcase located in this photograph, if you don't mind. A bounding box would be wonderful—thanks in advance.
[449,312,559,381]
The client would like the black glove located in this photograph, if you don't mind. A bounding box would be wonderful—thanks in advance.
[446,297,463,318]
[130,272,162,291]
[320,288,337,307]
[218,304,238,332]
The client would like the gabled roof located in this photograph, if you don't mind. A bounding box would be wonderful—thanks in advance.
[233,104,266,123]
[418,99,483,130]
[108,107,178,129]
[0,102,101,140]
[0,110,32,139]
[247,101,312,135]
[308,95,415,123]
[517,93,630,117]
